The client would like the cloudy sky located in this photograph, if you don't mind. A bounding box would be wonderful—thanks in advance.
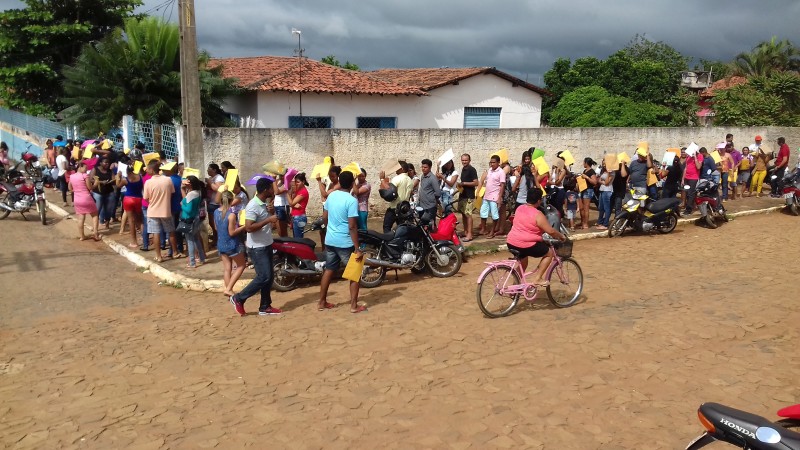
[3,0,800,84]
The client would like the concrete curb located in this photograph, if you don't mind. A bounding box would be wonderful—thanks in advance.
[48,201,788,292]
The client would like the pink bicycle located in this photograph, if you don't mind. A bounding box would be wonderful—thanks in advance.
[476,239,583,318]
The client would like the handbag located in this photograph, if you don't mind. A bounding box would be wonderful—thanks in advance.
[176,217,196,235]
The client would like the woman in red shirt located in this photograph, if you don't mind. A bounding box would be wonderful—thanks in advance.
[288,173,310,238]
[506,189,566,286]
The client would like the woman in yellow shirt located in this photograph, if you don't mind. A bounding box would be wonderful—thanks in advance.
[750,149,769,197]
[737,147,752,197]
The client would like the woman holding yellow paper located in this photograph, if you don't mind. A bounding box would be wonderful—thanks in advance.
[578,158,598,229]
[215,191,247,296]
[116,164,144,248]
[180,176,206,268]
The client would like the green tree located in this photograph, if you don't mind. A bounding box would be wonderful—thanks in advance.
[734,37,800,76]
[549,86,672,127]
[61,17,239,135]
[622,34,690,83]
[0,0,141,116]
[714,72,800,126]
[320,54,360,71]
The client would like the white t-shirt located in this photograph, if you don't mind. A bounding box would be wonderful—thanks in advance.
[441,172,458,194]
[273,179,288,206]
[56,154,68,177]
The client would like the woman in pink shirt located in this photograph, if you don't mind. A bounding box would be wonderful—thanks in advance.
[68,160,100,241]
[506,189,566,286]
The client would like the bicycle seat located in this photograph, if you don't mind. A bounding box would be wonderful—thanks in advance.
[508,248,521,259]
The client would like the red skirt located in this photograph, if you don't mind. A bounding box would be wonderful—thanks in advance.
[123,196,142,212]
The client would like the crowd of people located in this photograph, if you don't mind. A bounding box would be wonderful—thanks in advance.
[21,132,796,317]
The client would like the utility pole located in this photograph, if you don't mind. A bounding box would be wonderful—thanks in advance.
[178,0,204,168]
[292,28,304,119]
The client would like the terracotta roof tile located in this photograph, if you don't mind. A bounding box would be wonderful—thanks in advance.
[370,67,550,95]
[210,56,426,96]
[700,76,748,98]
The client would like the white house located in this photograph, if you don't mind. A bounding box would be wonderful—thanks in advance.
[211,56,548,129]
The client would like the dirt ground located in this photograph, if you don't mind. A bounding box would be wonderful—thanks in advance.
[1,208,798,449]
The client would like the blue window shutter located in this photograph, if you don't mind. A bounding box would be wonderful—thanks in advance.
[464,107,501,128]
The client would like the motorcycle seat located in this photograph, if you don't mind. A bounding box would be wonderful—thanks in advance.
[699,402,800,447]
[364,230,395,241]
[646,198,680,213]
[274,236,317,248]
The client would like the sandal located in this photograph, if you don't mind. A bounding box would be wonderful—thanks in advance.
[154,256,172,263]
[127,243,139,248]
[139,246,151,252]
[533,280,550,287]
[318,302,335,311]
[350,305,368,314]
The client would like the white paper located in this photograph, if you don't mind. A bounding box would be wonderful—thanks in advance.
[117,162,128,178]
[661,151,676,165]
[438,148,455,167]
[685,142,699,157]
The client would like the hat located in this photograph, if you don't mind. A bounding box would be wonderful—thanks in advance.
[715,142,726,149]
[161,161,177,172]
[256,177,273,193]
[755,135,762,141]
[636,148,648,157]
[262,160,286,176]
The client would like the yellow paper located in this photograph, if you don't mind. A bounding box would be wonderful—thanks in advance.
[143,153,160,165]
[647,170,658,186]
[576,176,588,192]
[490,148,509,164]
[311,162,331,180]
[71,146,80,160]
[560,150,575,167]
[133,161,143,174]
[82,147,93,159]
[532,157,550,176]
[238,210,246,226]
[474,186,485,210]
[710,151,722,164]
[342,253,365,282]
[604,154,618,170]
[638,141,649,152]
[224,168,238,191]
[342,162,361,176]
[617,152,631,164]
[182,167,200,179]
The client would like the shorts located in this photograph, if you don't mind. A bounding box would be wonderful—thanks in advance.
[324,245,354,271]
[507,241,550,258]
[737,171,751,186]
[122,196,142,213]
[275,205,289,222]
[566,209,577,220]
[147,217,175,234]
[579,190,593,200]
[458,197,475,215]
[479,199,499,220]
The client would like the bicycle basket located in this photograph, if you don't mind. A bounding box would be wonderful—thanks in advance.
[554,240,573,258]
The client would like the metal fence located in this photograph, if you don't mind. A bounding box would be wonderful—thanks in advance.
[0,107,69,140]
[130,121,179,161]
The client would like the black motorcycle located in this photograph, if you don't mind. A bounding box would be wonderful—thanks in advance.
[687,402,800,449]
[608,189,679,237]
[359,202,462,288]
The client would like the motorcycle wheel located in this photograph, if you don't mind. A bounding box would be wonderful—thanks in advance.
[608,217,627,237]
[410,264,427,275]
[426,244,462,278]
[272,256,298,292]
[704,214,717,229]
[790,203,799,216]
[359,246,385,288]
[38,199,46,225]
[0,192,9,220]
[658,213,678,234]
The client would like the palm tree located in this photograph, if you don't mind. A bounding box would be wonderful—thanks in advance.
[61,17,238,134]
[734,37,800,77]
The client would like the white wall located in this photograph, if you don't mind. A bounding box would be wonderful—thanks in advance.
[237,73,543,129]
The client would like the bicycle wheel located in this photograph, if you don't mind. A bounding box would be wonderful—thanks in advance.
[476,266,520,318]
[546,258,583,308]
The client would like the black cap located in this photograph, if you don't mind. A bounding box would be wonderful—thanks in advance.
[256,177,273,193]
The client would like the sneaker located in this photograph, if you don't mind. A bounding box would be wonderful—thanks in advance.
[229,296,245,316]
[258,307,282,316]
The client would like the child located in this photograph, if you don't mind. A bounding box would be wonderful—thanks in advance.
[565,189,579,231]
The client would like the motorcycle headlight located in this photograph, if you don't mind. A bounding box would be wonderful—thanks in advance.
[625,199,637,207]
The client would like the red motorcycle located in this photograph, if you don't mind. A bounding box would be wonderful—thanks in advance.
[428,211,465,255]
[777,171,800,216]
[0,154,47,224]
[271,235,329,292]
[694,179,728,229]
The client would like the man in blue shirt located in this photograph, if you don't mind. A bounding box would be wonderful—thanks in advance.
[318,171,366,313]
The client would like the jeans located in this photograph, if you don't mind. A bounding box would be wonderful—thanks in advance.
[598,191,612,226]
[184,227,204,266]
[141,207,149,249]
[648,185,658,200]
[441,191,453,215]
[56,175,68,203]
[721,172,729,199]
[613,193,625,216]
[383,207,397,233]
[92,191,116,224]
[684,179,698,213]
[357,211,368,231]
[292,214,307,238]
[770,167,786,195]
[235,246,274,312]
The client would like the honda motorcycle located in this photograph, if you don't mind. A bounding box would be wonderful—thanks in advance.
[694,179,728,229]
[0,156,47,225]
[608,189,679,237]
[772,171,800,216]
[359,202,462,288]
[686,402,800,449]
[272,219,330,291]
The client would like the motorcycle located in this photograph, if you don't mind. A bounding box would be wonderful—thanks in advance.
[429,208,465,255]
[359,202,463,288]
[686,402,800,449]
[0,159,47,225]
[694,179,728,229]
[771,171,800,216]
[608,189,679,237]
[271,218,329,291]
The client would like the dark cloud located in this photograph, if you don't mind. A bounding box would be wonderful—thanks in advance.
[3,0,799,84]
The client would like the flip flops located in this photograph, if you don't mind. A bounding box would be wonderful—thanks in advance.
[318,302,335,311]
[350,305,368,314]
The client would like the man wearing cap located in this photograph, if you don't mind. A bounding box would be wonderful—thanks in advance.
[230,177,281,317]
[770,137,791,198]
[380,161,413,233]
[627,148,652,195]
[143,163,178,262]
[749,135,763,152]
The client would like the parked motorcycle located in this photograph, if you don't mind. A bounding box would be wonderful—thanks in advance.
[0,160,47,225]
[272,219,328,291]
[428,209,465,255]
[771,171,800,216]
[686,402,800,449]
[694,179,728,228]
[608,189,679,237]
[359,202,462,288]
